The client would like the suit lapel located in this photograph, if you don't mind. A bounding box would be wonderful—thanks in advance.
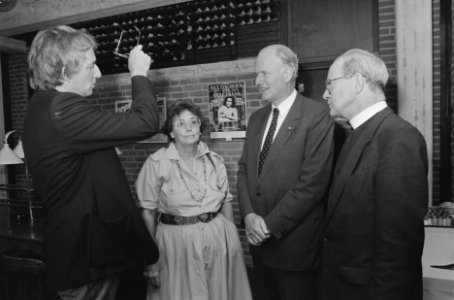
[325,108,393,221]
[258,96,303,181]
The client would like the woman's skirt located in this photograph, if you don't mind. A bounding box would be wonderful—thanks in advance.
[147,214,252,300]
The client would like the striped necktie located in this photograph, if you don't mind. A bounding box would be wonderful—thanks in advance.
[258,108,279,176]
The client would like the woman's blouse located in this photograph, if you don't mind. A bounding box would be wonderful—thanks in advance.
[136,141,233,217]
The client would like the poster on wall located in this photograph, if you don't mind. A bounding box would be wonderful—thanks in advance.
[114,100,132,113]
[209,81,247,141]
[114,97,168,144]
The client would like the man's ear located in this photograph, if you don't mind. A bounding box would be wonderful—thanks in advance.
[283,66,294,83]
[60,66,69,82]
[55,67,69,92]
[353,73,366,94]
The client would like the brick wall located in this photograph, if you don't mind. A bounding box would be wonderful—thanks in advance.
[6,53,30,210]
[377,0,442,204]
[90,61,260,265]
[452,0,454,202]
[5,0,446,266]
[378,0,397,111]
[432,0,441,203]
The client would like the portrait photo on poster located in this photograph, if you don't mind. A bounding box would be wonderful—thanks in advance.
[114,97,168,143]
[209,81,247,141]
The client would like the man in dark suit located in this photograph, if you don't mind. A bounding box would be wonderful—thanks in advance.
[318,48,428,300]
[237,44,334,300]
[23,25,159,299]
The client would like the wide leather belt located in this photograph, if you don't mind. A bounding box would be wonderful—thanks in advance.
[160,212,218,225]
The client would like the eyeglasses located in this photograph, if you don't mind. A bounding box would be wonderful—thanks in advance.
[174,118,201,129]
[325,75,353,93]
[113,26,142,59]
[325,73,369,93]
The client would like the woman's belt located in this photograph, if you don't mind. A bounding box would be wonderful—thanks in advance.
[160,212,218,225]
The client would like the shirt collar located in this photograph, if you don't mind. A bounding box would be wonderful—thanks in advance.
[350,101,387,129]
[165,141,210,160]
[272,89,297,114]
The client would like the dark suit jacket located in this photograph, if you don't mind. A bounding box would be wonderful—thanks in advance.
[23,76,160,290]
[237,93,334,270]
[319,107,428,300]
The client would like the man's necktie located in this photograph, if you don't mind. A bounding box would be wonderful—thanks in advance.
[258,108,279,176]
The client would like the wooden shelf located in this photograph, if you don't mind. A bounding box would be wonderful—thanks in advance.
[68,0,280,74]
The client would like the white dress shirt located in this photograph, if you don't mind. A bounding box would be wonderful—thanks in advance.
[261,89,297,149]
[349,101,387,130]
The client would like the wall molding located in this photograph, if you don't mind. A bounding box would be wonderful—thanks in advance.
[97,57,256,87]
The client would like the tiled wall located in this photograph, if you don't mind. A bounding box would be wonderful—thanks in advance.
[6,0,446,265]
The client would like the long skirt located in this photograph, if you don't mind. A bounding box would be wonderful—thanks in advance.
[147,214,252,300]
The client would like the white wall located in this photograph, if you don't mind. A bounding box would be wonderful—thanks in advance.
[395,0,433,204]
[422,227,454,300]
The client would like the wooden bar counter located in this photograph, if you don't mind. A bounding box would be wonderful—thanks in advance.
[0,206,146,299]
[0,206,43,253]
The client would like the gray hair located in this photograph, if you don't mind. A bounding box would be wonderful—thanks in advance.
[337,48,389,92]
[263,44,299,82]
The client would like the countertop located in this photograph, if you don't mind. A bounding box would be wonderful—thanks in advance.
[0,206,43,253]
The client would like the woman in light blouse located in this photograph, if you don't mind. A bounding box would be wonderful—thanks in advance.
[136,100,252,300]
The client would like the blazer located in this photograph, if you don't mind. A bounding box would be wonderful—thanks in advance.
[319,107,428,300]
[237,93,334,270]
[23,76,160,290]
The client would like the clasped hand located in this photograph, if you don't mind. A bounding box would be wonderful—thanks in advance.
[144,264,160,288]
[245,213,270,246]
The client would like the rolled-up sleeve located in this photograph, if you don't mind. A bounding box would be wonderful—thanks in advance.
[136,156,160,210]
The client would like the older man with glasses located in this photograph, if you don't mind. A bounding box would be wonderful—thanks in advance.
[318,48,428,300]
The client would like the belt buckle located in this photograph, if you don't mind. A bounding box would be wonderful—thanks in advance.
[174,216,186,225]
[198,213,209,223]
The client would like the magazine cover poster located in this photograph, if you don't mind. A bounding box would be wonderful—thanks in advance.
[209,81,247,141]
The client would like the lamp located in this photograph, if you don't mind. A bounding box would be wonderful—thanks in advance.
[13,139,24,159]
[0,130,23,164]
[0,130,35,223]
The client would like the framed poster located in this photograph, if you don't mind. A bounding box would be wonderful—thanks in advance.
[209,81,247,141]
[114,100,132,113]
[114,97,168,143]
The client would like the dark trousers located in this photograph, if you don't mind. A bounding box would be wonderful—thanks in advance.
[251,257,317,300]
